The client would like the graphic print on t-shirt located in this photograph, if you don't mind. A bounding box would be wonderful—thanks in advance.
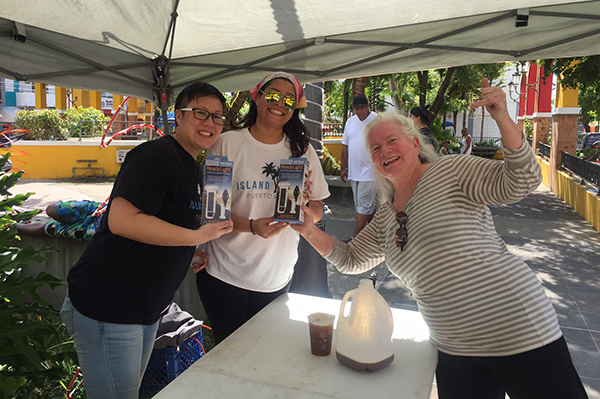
[261,161,280,193]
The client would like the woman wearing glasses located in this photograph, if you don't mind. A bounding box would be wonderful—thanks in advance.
[195,72,329,344]
[61,82,233,399]
[292,79,587,398]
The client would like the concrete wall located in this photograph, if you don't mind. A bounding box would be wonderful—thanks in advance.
[15,235,207,321]
[13,140,142,179]
[323,139,342,163]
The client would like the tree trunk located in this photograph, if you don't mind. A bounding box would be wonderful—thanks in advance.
[429,68,456,118]
[452,110,458,137]
[352,77,368,98]
[417,71,428,107]
[480,112,485,142]
[389,77,404,113]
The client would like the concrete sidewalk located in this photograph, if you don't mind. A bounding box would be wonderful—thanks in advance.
[10,178,600,398]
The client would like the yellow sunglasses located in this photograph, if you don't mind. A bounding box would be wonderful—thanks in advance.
[260,90,296,111]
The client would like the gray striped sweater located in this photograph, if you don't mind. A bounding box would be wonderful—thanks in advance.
[325,139,562,356]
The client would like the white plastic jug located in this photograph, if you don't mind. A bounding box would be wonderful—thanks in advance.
[335,279,394,371]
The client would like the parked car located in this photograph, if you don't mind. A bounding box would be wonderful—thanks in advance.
[577,132,600,150]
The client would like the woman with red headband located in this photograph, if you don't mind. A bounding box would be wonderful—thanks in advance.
[195,72,330,344]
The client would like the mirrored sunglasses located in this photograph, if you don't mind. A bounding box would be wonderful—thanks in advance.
[260,90,296,111]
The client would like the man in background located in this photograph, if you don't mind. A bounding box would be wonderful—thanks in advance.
[461,127,473,155]
[340,95,378,242]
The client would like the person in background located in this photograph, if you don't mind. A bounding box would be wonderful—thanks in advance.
[340,95,378,241]
[408,105,438,151]
[60,82,233,399]
[460,127,473,155]
[17,199,105,241]
[195,72,330,344]
[439,140,450,156]
[292,78,588,399]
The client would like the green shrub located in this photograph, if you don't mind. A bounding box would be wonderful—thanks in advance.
[578,147,600,163]
[474,139,498,147]
[0,153,82,398]
[523,117,534,139]
[14,110,67,141]
[448,141,461,153]
[321,146,341,176]
[64,107,110,138]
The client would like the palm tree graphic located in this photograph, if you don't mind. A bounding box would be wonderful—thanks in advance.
[261,162,279,193]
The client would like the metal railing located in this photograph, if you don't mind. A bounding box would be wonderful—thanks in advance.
[322,123,344,139]
[537,142,551,158]
[71,119,161,140]
[560,151,600,191]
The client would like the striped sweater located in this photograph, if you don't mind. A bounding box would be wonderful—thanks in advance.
[325,139,562,356]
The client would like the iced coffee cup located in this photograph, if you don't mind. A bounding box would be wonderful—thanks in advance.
[308,312,335,356]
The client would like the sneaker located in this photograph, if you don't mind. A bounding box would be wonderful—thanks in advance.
[341,236,354,244]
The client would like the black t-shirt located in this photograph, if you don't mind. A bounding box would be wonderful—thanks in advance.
[67,135,202,325]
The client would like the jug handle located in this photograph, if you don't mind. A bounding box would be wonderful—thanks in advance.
[339,288,357,321]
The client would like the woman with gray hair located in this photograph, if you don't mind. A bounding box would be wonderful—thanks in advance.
[293,79,587,398]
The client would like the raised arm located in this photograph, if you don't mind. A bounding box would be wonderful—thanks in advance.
[472,78,523,150]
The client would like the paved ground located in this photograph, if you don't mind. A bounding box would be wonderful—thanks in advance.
[11,178,600,398]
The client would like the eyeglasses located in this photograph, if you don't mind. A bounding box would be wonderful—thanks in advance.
[396,211,408,251]
[179,108,227,125]
[259,90,296,111]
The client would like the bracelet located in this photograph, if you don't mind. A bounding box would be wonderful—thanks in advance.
[250,219,256,235]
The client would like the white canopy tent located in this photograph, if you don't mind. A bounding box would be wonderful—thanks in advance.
[1,0,599,109]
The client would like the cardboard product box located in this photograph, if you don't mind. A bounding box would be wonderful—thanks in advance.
[202,155,233,225]
[274,158,308,224]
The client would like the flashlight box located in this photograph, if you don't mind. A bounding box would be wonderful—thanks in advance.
[202,155,233,225]
[274,158,308,224]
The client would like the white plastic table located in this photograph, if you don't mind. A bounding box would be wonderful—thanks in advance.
[154,292,437,399]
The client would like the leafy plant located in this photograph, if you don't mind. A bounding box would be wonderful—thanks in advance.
[321,146,341,176]
[430,117,454,145]
[523,117,534,140]
[64,107,110,138]
[577,147,600,163]
[0,153,81,398]
[14,110,67,141]
[448,141,461,153]
[474,139,499,147]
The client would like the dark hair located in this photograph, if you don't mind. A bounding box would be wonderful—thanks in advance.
[174,82,227,116]
[409,106,431,125]
[238,84,310,158]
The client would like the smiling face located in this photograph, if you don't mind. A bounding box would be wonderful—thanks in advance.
[256,78,296,128]
[367,121,421,180]
[174,95,224,158]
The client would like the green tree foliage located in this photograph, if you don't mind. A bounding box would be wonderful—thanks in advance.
[541,56,600,132]
[64,107,110,138]
[0,153,81,398]
[14,110,67,141]
[324,63,506,128]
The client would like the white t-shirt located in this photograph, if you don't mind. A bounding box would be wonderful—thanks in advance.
[205,128,330,292]
[461,135,472,155]
[342,112,378,181]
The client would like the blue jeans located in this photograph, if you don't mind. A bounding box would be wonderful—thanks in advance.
[60,296,159,399]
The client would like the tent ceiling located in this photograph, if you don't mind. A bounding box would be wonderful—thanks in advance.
[0,0,599,105]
